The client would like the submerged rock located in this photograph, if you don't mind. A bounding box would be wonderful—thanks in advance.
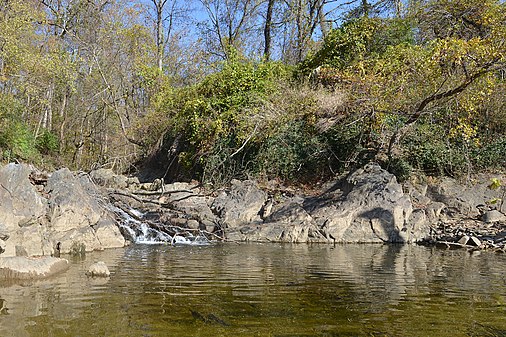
[0,256,69,280]
[86,261,110,277]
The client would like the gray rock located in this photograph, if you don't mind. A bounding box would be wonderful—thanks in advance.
[425,202,447,223]
[86,261,110,277]
[0,163,48,257]
[186,219,200,230]
[164,182,217,225]
[90,168,128,189]
[94,218,126,249]
[426,176,506,217]
[482,210,506,223]
[457,235,482,247]
[46,168,104,232]
[458,235,470,245]
[211,180,266,228]
[240,199,325,243]
[0,256,69,280]
[310,164,416,243]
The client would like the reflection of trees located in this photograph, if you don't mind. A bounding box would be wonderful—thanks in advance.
[1,244,505,336]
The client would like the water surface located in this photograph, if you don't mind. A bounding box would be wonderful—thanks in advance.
[0,244,505,336]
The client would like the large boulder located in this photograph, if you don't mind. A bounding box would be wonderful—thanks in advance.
[0,164,49,256]
[309,164,420,243]
[46,169,104,232]
[45,169,125,254]
[211,180,266,228]
[0,256,69,280]
[228,198,325,243]
[225,164,427,244]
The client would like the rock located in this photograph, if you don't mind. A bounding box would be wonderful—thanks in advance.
[0,256,69,280]
[90,168,128,189]
[458,235,470,245]
[233,198,325,243]
[457,235,482,247]
[482,210,506,223]
[211,180,266,228]
[468,236,482,247]
[426,175,506,217]
[86,261,110,277]
[310,164,416,243]
[405,182,431,206]
[46,168,104,232]
[425,202,447,223]
[45,169,125,252]
[0,164,49,256]
[94,218,126,249]
[165,182,217,226]
[52,227,102,255]
[186,219,200,230]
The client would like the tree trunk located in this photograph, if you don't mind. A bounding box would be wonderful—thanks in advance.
[264,0,275,61]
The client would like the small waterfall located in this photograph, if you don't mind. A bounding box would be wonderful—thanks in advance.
[111,205,211,246]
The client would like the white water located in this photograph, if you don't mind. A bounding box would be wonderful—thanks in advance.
[112,205,210,246]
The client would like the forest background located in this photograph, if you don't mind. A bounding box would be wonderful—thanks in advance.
[1,0,505,186]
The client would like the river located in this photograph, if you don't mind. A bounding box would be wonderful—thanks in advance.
[0,243,505,337]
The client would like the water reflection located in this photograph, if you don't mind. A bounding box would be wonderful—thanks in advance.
[0,244,505,336]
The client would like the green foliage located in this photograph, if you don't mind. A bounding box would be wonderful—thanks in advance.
[0,95,37,161]
[256,120,326,180]
[299,17,414,76]
[386,157,413,182]
[0,120,38,161]
[472,137,506,170]
[401,123,468,176]
[323,116,373,172]
[36,129,59,155]
[152,53,292,183]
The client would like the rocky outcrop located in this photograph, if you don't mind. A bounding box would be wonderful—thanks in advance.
[224,164,427,243]
[1,161,503,253]
[0,256,69,279]
[210,164,505,247]
[211,180,266,228]
[0,163,125,258]
[309,164,419,243]
[0,164,48,256]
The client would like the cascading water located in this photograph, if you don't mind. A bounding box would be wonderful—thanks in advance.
[111,205,211,246]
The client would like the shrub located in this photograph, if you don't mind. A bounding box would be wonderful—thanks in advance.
[401,123,468,176]
[255,120,326,181]
[36,129,59,155]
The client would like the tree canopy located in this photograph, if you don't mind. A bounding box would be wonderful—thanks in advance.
[0,0,505,183]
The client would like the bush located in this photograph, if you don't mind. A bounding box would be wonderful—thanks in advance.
[36,129,59,155]
[298,17,415,77]
[256,120,326,181]
[401,123,468,176]
[472,136,506,170]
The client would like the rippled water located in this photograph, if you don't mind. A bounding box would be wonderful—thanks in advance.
[0,244,505,337]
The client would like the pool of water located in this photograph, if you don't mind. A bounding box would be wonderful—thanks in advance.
[0,243,505,337]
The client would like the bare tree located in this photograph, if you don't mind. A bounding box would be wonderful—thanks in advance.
[199,0,263,59]
[282,0,336,63]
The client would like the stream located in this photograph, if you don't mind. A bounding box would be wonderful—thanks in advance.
[0,243,505,337]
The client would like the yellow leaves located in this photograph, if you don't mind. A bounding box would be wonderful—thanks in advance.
[488,178,502,190]
[449,118,478,144]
